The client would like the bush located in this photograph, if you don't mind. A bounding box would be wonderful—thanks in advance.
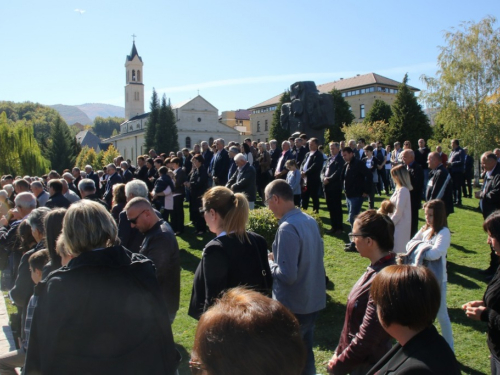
[247,208,324,249]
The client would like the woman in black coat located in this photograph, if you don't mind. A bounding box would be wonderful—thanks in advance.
[24,200,180,375]
[185,154,209,235]
[188,186,272,320]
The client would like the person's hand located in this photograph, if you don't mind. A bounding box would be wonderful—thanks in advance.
[462,300,484,310]
[326,353,338,373]
[0,216,8,227]
[268,253,274,262]
[465,305,486,321]
[11,209,21,221]
[475,191,482,199]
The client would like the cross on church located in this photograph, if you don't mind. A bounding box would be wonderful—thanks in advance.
[132,34,137,42]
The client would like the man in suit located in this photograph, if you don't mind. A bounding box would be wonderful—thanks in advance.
[274,141,292,180]
[300,138,323,213]
[476,152,500,278]
[211,138,230,186]
[134,156,149,185]
[227,147,239,182]
[463,147,474,198]
[103,163,123,208]
[401,150,424,236]
[417,139,431,196]
[448,139,465,206]
[226,154,257,209]
[323,142,345,234]
[182,148,192,176]
[85,165,101,197]
[121,161,134,184]
[341,147,372,252]
[426,152,454,216]
[269,140,281,176]
[45,180,71,209]
[170,157,186,236]
[355,138,366,160]
[295,138,307,168]
[201,141,213,173]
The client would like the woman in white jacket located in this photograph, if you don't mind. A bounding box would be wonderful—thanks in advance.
[389,165,412,253]
[409,199,454,351]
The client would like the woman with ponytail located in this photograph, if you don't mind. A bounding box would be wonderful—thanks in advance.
[188,186,273,320]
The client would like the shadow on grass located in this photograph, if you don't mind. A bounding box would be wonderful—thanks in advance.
[315,293,347,352]
[175,344,192,375]
[459,363,487,375]
[448,307,487,333]
[448,261,487,286]
[179,247,202,274]
[450,243,477,254]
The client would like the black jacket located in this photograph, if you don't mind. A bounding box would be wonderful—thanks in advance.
[408,162,424,207]
[135,165,149,184]
[367,325,460,375]
[83,193,110,210]
[118,209,162,253]
[202,149,214,172]
[296,146,308,168]
[25,246,180,375]
[416,147,430,169]
[123,168,133,183]
[189,166,209,201]
[480,162,500,219]
[448,146,464,173]
[482,266,500,359]
[103,172,123,206]
[140,220,180,320]
[45,192,71,209]
[464,154,474,179]
[341,158,372,198]
[173,168,187,195]
[227,162,257,202]
[270,147,282,172]
[87,171,100,193]
[301,151,324,188]
[212,149,230,185]
[188,232,272,320]
[275,149,292,179]
[323,153,345,191]
[426,164,454,216]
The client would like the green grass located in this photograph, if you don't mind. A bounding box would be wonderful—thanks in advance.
[2,193,490,374]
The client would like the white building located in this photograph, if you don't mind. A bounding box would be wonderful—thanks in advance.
[105,42,241,160]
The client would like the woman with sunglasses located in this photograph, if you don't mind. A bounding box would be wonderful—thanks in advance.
[188,186,273,320]
[327,210,396,375]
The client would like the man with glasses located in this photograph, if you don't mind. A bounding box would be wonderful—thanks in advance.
[125,197,180,323]
[264,179,325,375]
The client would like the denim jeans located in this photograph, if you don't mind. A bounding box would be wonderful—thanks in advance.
[346,196,364,229]
[491,354,500,375]
[437,282,454,351]
[295,311,319,375]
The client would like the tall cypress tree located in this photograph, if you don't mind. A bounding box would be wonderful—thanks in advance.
[269,91,291,144]
[166,98,179,152]
[144,88,160,151]
[49,117,75,173]
[156,95,170,153]
[364,99,392,123]
[325,89,355,142]
[388,74,432,147]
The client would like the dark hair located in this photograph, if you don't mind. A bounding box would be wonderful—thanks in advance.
[48,179,63,193]
[44,209,66,269]
[112,183,127,206]
[355,210,395,252]
[452,139,460,146]
[484,211,500,241]
[146,158,154,166]
[159,166,168,175]
[357,138,366,144]
[192,154,204,164]
[17,220,36,253]
[371,265,440,331]
[137,156,145,162]
[242,143,251,154]
[29,249,50,272]
[192,287,306,375]
[363,145,374,152]
[423,199,447,237]
[265,179,294,202]
[342,147,354,153]
[154,158,163,165]
[170,157,181,166]
[13,179,30,192]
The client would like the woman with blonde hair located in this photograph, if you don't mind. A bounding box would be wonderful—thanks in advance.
[389,165,413,253]
[111,183,127,223]
[188,186,272,320]
[24,200,180,374]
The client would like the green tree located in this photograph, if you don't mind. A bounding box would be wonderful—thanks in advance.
[93,116,125,138]
[387,74,432,147]
[421,16,500,156]
[269,91,291,144]
[341,121,390,146]
[49,117,76,173]
[325,89,355,142]
[155,95,179,153]
[364,99,392,123]
[75,146,90,169]
[144,88,160,151]
[83,148,98,170]
[102,145,120,165]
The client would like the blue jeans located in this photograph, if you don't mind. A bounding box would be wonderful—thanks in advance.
[295,311,319,375]
[491,354,500,375]
[346,196,364,229]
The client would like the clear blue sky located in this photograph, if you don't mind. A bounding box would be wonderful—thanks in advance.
[1,0,499,113]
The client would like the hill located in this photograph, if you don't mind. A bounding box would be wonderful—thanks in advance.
[50,104,92,125]
[76,103,125,121]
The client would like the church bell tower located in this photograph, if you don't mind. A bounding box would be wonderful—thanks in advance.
[124,41,144,120]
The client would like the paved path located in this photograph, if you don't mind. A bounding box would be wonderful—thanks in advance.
[0,294,16,353]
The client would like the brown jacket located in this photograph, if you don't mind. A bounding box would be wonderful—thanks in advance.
[257,150,271,173]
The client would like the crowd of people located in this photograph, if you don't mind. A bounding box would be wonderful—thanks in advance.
[0,131,498,374]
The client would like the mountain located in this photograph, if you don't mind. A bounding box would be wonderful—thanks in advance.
[50,104,92,125]
[76,103,125,121]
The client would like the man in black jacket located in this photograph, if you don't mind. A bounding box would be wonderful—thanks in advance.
[171,158,186,235]
[211,139,230,186]
[476,152,500,277]
[121,161,134,184]
[134,156,149,185]
[300,138,324,213]
[269,140,281,176]
[341,147,372,252]
[401,150,424,237]
[85,165,101,197]
[79,179,109,210]
[463,147,474,198]
[125,197,180,323]
[323,142,345,234]
[103,163,123,207]
[201,141,214,173]
[227,154,257,209]
[274,141,292,180]
[448,139,465,206]
[45,180,71,209]
[426,152,454,216]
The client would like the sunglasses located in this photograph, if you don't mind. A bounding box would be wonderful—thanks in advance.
[128,210,147,224]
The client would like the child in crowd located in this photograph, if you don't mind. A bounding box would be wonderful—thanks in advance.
[285,159,302,207]
[378,200,395,216]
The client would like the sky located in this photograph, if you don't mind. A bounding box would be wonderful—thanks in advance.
[1,0,499,113]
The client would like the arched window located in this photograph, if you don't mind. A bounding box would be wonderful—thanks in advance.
[209,137,214,146]
[186,137,191,149]
[137,70,141,82]
[126,70,129,83]
[132,70,136,81]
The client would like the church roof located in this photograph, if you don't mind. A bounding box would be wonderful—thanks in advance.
[127,41,142,62]
[75,130,102,151]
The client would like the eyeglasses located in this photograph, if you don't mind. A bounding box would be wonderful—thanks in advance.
[189,359,206,375]
[264,195,274,206]
[128,210,147,224]
[348,232,367,242]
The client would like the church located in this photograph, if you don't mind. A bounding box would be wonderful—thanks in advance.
[104,42,241,161]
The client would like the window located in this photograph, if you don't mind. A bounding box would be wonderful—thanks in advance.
[186,137,191,149]
[360,104,365,119]
[209,137,214,146]
[356,90,360,95]
[264,119,268,131]
[342,93,346,97]
[131,148,134,161]
[132,70,136,81]
[137,70,141,82]
[257,121,261,132]
[361,89,365,94]
[136,123,140,129]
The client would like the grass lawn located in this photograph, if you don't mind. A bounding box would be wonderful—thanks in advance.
[1,192,490,374]
[173,192,490,375]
